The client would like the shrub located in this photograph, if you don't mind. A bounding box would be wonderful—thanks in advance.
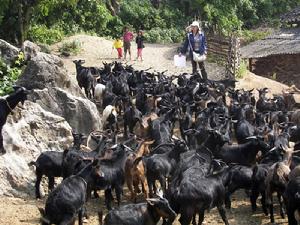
[144,27,185,44]
[28,24,64,45]
[236,59,248,79]
[239,29,271,45]
[0,52,24,96]
[58,40,82,56]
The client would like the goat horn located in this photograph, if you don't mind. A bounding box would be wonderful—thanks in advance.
[245,136,257,140]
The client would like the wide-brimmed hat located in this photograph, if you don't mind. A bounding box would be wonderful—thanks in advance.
[191,21,200,28]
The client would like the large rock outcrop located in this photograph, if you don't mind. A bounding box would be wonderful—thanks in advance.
[0,39,19,65]
[30,88,102,134]
[17,51,102,134]
[22,40,41,61]
[17,52,82,97]
[0,101,73,197]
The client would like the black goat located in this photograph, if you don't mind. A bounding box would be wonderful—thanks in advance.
[61,134,108,179]
[284,176,300,225]
[0,86,29,154]
[38,159,104,225]
[217,136,269,165]
[94,144,130,210]
[29,132,86,198]
[224,165,253,209]
[144,140,188,195]
[30,151,63,199]
[99,190,176,225]
[174,167,231,225]
[250,163,269,215]
[123,104,142,138]
[73,59,95,99]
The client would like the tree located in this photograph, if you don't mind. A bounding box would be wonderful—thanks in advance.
[0,0,40,45]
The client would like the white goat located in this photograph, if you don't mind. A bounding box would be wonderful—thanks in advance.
[102,105,118,130]
[94,83,106,104]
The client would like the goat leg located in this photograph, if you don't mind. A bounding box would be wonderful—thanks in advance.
[126,174,135,201]
[250,188,259,212]
[104,189,113,210]
[277,192,285,219]
[268,195,275,223]
[179,206,194,225]
[0,129,6,154]
[159,175,167,193]
[78,208,84,225]
[198,209,205,225]
[124,123,128,138]
[35,172,42,199]
[261,191,268,215]
[140,175,149,199]
[115,185,123,206]
[48,176,55,192]
[217,204,229,225]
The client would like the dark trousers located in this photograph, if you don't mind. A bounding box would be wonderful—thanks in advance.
[192,60,208,80]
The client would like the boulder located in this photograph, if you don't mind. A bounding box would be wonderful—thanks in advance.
[30,87,102,135]
[0,101,73,197]
[22,40,41,61]
[17,52,83,97]
[0,39,20,65]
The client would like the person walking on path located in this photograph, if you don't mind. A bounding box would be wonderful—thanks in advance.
[112,37,123,59]
[135,30,145,61]
[123,26,134,60]
[180,21,208,80]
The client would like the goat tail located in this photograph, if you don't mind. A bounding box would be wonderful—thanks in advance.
[28,161,36,167]
[98,211,103,225]
[132,156,144,168]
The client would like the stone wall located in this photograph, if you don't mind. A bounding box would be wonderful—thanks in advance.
[251,54,300,88]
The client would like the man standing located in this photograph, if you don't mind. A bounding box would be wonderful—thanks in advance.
[123,26,134,60]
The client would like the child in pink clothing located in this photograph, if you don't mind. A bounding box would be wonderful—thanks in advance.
[123,26,134,60]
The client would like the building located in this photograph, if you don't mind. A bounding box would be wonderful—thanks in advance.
[241,27,300,87]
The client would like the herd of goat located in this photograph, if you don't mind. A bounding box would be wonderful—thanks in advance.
[1,60,300,225]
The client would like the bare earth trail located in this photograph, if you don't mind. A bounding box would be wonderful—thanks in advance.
[0,35,291,225]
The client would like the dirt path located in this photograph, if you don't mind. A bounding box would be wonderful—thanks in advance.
[51,34,225,80]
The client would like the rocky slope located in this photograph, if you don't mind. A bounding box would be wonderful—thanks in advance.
[0,40,102,196]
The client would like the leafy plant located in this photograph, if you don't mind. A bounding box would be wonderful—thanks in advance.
[236,59,248,79]
[239,29,272,45]
[0,52,25,96]
[28,24,64,45]
[144,27,185,44]
[58,40,82,56]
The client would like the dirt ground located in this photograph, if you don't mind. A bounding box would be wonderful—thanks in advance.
[0,189,288,225]
[0,35,294,224]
